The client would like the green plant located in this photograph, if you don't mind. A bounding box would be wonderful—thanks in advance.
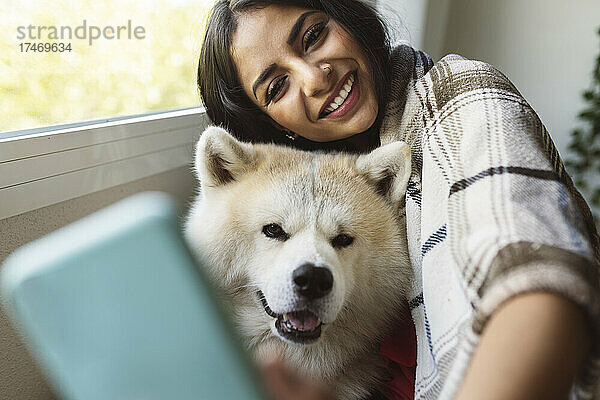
[565,26,600,225]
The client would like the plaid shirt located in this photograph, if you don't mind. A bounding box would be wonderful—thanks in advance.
[380,45,600,399]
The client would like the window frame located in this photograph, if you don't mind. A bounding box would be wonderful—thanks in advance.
[0,107,208,220]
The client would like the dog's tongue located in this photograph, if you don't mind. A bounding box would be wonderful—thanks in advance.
[287,311,320,331]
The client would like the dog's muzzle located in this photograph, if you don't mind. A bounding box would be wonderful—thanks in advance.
[256,264,334,344]
[257,290,324,344]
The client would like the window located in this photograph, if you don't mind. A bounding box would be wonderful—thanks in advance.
[0,1,214,218]
[2,0,213,135]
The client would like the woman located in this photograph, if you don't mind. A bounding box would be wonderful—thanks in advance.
[197,1,600,399]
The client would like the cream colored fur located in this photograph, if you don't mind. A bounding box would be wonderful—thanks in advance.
[184,126,412,400]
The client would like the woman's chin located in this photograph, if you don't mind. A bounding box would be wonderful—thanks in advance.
[304,114,378,142]
[301,126,364,142]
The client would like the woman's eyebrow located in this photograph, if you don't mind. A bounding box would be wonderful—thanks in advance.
[252,63,277,99]
[286,10,318,45]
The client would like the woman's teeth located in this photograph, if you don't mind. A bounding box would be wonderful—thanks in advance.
[323,73,355,114]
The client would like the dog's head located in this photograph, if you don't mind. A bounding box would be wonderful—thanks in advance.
[185,126,412,355]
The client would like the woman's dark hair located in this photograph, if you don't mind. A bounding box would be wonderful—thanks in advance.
[197,0,392,152]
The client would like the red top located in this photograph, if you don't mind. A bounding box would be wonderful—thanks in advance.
[377,319,417,400]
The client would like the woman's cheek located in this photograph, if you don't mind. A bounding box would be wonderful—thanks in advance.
[272,106,302,132]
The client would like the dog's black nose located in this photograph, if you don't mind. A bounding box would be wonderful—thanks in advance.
[292,263,333,300]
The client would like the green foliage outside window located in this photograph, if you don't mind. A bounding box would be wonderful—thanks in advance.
[1,1,212,133]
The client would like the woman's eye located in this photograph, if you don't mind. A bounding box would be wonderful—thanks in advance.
[303,20,328,51]
[262,223,289,241]
[266,76,287,105]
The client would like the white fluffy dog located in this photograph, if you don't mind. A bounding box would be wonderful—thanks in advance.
[185,126,413,400]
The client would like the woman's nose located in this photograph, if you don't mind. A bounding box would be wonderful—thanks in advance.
[297,62,331,98]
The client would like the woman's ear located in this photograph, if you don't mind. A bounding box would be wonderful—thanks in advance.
[194,126,255,189]
[355,141,412,204]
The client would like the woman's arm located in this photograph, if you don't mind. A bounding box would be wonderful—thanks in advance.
[259,292,591,400]
[454,292,591,400]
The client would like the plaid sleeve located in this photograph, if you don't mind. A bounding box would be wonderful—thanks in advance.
[420,54,600,398]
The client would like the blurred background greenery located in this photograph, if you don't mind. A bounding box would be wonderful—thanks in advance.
[1,0,214,133]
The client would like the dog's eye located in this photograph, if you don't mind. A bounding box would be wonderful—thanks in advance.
[331,234,354,248]
[262,223,289,241]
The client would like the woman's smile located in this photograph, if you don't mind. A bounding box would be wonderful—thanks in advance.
[319,71,359,119]
[231,5,379,142]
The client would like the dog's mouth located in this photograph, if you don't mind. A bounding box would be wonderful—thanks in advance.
[257,291,323,344]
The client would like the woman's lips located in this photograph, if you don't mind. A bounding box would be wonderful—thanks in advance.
[322,73,360,119]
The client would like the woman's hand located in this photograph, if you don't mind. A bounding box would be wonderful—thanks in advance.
[259,358,335,400]
[454,292,591,400]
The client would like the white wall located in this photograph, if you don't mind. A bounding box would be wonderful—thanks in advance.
[423,0,600,161]
[378,0,429,49]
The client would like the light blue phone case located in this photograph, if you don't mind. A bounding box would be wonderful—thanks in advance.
[1,192,267,400]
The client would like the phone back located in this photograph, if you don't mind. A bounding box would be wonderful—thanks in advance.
[1,192,267,400]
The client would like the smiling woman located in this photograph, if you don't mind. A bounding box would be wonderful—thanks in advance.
[232,6,378,142]
[198,0,390,151]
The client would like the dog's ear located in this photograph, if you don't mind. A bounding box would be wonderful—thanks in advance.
[194,126,255,188]
[355,141,412,204]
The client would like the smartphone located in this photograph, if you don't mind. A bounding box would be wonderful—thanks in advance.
[1,192,268,400]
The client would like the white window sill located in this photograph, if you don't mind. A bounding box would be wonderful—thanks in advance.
[0,108,209,220]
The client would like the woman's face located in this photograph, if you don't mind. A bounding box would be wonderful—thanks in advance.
[231,5,379,142]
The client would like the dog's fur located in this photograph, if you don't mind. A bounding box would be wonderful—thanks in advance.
[184,127,413,399]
